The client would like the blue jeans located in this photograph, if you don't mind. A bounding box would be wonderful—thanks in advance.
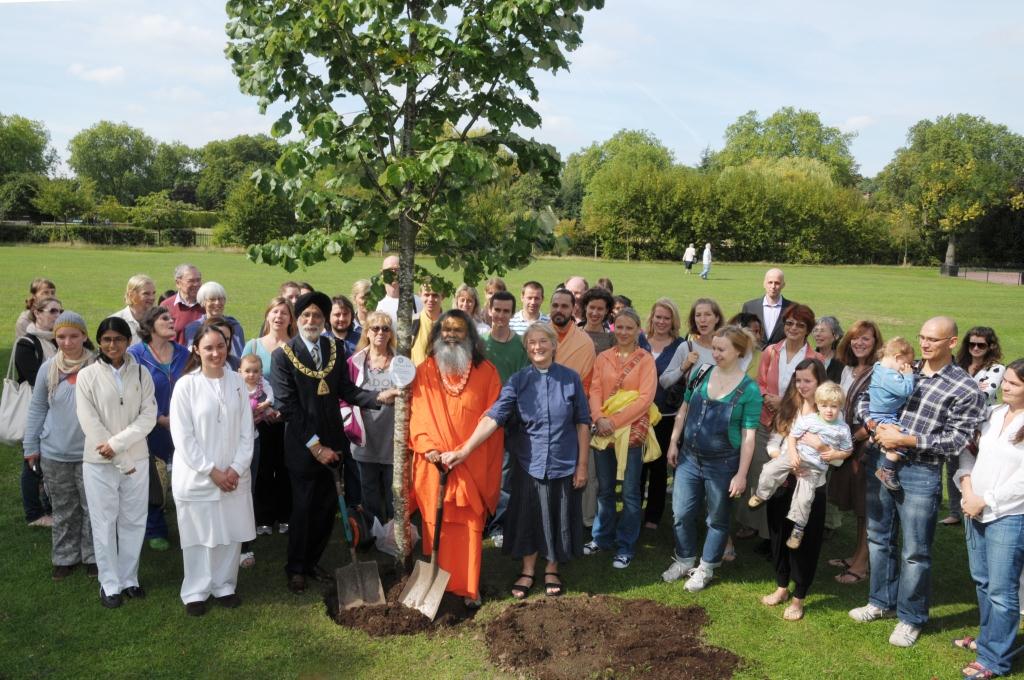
[700,262,710,279]
[671,452,738,565]
[866,447,942,627]
[966,514,1024,675]
[592,446,643,558]
[21,459,52,522]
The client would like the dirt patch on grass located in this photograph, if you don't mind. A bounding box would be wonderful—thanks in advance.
[485,595,740,679]
[325,567,476,636]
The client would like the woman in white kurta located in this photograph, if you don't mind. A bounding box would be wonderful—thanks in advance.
[76,316,157,608]
[170,322,254,616]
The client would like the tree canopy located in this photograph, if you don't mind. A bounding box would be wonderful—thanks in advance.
[708,107,859,186]
[0,113,56,179]
[875,113,1024,265]
[68,121,158,205]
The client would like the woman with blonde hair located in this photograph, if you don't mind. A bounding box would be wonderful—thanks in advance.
[642,298,685,529]
[112,274,157,345]
[663,325,761,591]
[346,311,398,524]
[583,307,657,569]
[453,284,490,334]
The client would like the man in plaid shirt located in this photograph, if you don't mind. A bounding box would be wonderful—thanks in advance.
[848,316,986,648]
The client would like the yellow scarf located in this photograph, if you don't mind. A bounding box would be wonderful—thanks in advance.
[590,389,661,480]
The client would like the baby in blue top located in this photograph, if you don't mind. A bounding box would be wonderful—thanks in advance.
[866,337,916,491]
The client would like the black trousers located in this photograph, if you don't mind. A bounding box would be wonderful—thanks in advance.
[284,447,338,577]
[767,477,827,599]
[640,415,674,526]
[254,421,292,526]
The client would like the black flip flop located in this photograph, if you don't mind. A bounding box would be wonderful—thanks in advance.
[544,572,564,597]
[511,573,534,600]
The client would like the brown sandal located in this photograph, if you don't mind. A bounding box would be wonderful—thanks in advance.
[835,569,867,585]
[953,635,978,651]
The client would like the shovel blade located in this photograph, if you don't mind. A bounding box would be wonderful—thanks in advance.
[335,560,386,611]
[398,559,451,621]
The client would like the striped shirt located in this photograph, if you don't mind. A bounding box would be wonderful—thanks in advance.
[508,311,550,336]
[857,359,986,464]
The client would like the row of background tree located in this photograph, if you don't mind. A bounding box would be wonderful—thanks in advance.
[2,108,1022,265]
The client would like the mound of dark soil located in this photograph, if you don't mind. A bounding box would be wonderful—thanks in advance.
[485,595,740,679]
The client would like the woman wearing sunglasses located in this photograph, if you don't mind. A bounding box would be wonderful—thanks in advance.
[942,327,1006,526]
[14,296,62,527]
[345,311,398,524]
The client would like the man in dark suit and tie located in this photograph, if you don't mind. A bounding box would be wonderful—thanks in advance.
[740,268,796,348]
[271,292,398,593]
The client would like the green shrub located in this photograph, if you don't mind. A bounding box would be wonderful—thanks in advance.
[65,225,153,246]
[0,222,51,243]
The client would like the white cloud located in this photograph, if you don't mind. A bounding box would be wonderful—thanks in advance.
[99,13,223,50]
[68,62,125,83]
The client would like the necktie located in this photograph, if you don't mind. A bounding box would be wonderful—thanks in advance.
[311,343,321,369]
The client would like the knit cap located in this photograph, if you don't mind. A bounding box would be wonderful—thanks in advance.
[53,311,88,335]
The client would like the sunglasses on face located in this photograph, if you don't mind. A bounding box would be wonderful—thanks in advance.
[368,326,391,333]
[968,341,989,349]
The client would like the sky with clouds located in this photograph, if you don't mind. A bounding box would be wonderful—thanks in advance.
[1,0,1021,177]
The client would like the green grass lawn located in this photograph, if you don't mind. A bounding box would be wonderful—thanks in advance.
[2,245,1024,679]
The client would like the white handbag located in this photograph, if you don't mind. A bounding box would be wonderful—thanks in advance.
[0,347,33,445]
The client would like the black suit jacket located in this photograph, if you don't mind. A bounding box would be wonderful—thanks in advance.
[270,335,379,461]
[740,296,796,348]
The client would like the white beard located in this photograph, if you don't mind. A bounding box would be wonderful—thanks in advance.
[433,338,471,376]
[300,324,323,343]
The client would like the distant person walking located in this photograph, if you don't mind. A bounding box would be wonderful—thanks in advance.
[700,243,712,280]
[683,243,697,274]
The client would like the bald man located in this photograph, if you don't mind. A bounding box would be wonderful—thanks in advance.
[374,255,422,326]
[740,268,795,348]
[564,276,588,323]
[848,316,986,648]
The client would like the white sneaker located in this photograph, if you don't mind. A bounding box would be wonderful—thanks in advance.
[662,559,696,583]
[278,523,289,534]
[240,551,255,569]
[256,525,273,536]
[491,532,504,548]
[684,565,714,592]
[848,603,895,622]
[889,621,921,647]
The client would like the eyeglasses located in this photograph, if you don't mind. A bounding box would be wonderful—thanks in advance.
[968,341,989,349]
[918,335,951,346]
[368,326,391,333]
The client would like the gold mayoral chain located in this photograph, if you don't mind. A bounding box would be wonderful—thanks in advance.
[282,340,337,395]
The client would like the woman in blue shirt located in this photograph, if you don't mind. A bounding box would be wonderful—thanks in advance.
[451,322,591,599]
[127,306,189,550]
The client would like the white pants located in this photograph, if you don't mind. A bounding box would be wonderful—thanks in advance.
[181,542,241,604]
[82,461,149,597]
[755,456,826,528]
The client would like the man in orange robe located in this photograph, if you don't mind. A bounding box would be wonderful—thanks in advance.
[408,310,503,605]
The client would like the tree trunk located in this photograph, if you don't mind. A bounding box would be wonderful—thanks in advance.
[944,232,956,267]
[391,10,420,568]
[390,213,416,568]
